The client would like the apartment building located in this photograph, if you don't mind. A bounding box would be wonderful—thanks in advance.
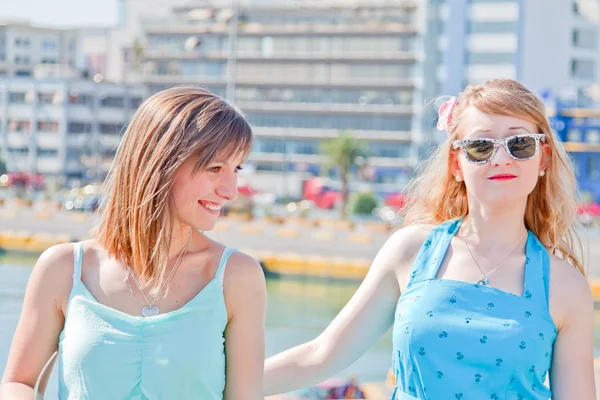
[0,21,80,79]
[131,1,421,193]
[0,78,145,179]
[440,0,600,105]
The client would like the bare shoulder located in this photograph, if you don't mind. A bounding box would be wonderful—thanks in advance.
[549,254,593,328]
[377,224,434,266]
[222,250,266,319]
[29,242,78,313]
[222,250,266,290]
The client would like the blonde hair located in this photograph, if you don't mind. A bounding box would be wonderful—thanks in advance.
[93,86,253,290]
[403,79,585,275]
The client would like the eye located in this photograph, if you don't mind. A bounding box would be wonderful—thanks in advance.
[235,166,243,173]
[208,166,222,173]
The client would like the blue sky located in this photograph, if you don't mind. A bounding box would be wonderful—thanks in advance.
[1,0,118,28]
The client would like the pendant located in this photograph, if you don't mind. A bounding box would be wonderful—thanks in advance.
[476,277,489,286]
[141,305,160,317]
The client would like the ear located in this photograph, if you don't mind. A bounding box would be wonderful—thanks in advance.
[449,147,463,180]
[539,142,551,173]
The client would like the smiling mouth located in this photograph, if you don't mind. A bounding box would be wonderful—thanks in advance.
[198,200,222,211]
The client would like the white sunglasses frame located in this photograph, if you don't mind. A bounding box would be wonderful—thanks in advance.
[452,133,546,165]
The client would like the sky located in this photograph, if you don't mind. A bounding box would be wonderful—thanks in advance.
[1,0,118,28]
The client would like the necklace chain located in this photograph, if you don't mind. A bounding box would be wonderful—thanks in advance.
[457,229,527,286]
[124,231,192,315]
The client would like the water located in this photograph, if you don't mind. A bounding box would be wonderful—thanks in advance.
[0,253,392,398]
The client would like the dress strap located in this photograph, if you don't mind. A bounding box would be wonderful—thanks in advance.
[72,242,84,281]
[215,247,236,289]
[406,218,463,287]
[522,232,551,309]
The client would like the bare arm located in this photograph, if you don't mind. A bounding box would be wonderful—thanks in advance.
[549,258,596,399]
[222,252,267,400]
[263,226,426,395]
[1,244,74,399]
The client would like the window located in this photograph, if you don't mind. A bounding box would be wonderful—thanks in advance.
[69,94,94,105]
[587,129,600,144]
[466,53,515,64]
[253,139,284,153]
[99,122,126,135]
[37,120,59,132]
[100,96,124,108]
[68,122,91,134]
[368,143,410,158]
[130,97,143,109]
[290,140,319,155]
[38,93,57,104]
[8,147,28,156]
[8,92,27,104]
[41,39,58,50]
[571,59,595,80]
[567,128,582,142]
[572,29,596,49]
[38,148,58,157]
[586,156,600,180]
[8,120,31,133]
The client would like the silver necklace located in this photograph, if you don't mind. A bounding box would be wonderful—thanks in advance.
[125,231,192,317]
[458,230,527,286]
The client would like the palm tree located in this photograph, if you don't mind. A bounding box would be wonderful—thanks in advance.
[322,132,367,219]
[0,155,6,175]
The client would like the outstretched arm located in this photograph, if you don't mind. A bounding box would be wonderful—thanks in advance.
[263,226,427,395]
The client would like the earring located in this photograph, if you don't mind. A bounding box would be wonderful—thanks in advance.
[455,176,462,182]
[539,170,545,177]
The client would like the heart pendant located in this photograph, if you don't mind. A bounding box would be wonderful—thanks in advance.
[141,305,160,317]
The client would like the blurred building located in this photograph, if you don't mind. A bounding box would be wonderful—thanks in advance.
[130,1,421,194]
[0,21,81,79]
[440,0,600,106]
[0,78,145,179]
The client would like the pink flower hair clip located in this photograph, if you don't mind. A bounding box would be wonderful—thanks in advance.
[436,96,458,136]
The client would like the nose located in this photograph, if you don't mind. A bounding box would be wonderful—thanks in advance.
[216,171,238,201]
[491,143,513,166]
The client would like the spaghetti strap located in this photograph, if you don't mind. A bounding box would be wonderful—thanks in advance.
[215,247,236,288]
[72,242,83,281]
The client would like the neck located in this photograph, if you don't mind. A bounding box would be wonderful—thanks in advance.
[461,199,528,252]
[168,223,194,261]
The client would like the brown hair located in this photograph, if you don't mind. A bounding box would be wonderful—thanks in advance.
[402,79,585,275]
[93,86,253,290]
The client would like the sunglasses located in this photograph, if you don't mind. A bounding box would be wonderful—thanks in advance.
[452,134,546,164]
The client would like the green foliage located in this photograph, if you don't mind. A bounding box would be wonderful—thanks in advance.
[352,192,378,215]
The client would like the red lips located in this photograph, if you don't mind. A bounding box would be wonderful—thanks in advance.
[488,174,517,181]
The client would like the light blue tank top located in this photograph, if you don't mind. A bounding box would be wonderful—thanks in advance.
[57,243,235,399]
[392,219,556,400]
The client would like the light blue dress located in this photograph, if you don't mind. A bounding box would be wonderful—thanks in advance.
[392,219,556,399]
[57,243,235,399]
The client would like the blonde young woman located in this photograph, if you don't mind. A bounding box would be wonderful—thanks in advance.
[1,87,267,400]
[264,80,595,399]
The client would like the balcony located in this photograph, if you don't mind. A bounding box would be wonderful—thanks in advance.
[251,126,412,141]
[237,101,412,116]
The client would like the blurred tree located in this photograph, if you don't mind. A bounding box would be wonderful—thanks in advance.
[322,132,367,219]
[0,155,7,175]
